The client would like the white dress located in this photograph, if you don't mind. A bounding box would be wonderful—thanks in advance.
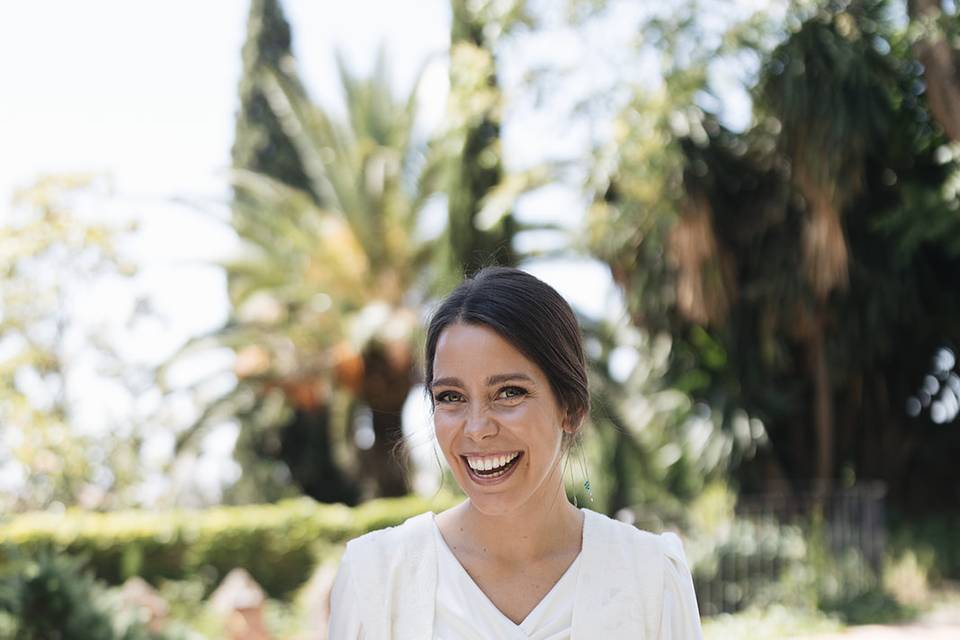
[329,508,703,639]
[432,516,581,639]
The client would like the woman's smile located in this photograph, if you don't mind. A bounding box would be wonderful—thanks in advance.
[461,451,524,484]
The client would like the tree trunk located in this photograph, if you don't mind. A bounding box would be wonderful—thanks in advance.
[280,407,359,505]
[908,0,960,142]
[808,308,834,498]
[366,407,409,497]
[359,343,412,497]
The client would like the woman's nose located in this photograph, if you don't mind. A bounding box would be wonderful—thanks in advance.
[464,404,497,440]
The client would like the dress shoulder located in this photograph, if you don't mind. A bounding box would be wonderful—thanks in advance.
[578,509,703,639]
[328,544,364,639]
[658,531,690,569]
[656,531,704,639]
[583,507,666,562]
[342,510,435,568]
[345,510,434,550]
[331,511,438,639]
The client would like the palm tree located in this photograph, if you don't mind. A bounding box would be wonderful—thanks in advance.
[907,0,960,141]
[757,1,902,492]
[172,4,554,503]
[168,49,443,501]
[589,0,960,513]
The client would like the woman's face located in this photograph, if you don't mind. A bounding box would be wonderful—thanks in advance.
[431,322,570,516]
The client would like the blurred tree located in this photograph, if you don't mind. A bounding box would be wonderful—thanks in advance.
[171,50,446,501]
[173,1,559,504]
[907,0,960,141]
[0,176,145,513]
[443,0,532,274]
[219,0,353,505]
[576,315,704,518]
[755,0,906,492]
[587,0,960,511]
[231,0,312,197]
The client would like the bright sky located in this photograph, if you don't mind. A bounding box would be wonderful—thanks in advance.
[0,0,720,505]
[0,0,624,314]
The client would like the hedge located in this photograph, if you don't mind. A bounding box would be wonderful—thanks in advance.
[0,493,459,598]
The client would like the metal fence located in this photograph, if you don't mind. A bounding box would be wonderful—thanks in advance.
[692,481,887,616]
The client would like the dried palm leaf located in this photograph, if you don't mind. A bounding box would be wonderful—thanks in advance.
[669,194,734,325]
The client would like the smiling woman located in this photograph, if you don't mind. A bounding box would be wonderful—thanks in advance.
[328,267,704,639]
[430,323,575,520]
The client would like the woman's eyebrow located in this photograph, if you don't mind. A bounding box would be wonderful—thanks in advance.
[429,377,461,389]
[486,373,533,386]
[430,372,534,389]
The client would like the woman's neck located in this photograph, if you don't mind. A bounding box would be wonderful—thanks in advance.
[451,480,584,565]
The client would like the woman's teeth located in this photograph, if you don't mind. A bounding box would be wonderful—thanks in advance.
[466,452,520,475]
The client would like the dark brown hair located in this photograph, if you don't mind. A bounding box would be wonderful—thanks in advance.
[424,267,589,442]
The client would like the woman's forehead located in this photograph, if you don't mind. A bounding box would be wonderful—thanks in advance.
[433,323,539,379]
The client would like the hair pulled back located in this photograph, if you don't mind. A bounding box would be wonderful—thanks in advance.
[424,267,590,437]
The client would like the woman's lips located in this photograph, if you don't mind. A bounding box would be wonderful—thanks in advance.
[461,452,523,486]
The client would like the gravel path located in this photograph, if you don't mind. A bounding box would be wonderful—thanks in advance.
[797,594,960,639]
[797,624,960,639]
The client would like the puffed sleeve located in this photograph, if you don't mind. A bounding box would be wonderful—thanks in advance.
[658,532,704,639]
[328,547,364,640]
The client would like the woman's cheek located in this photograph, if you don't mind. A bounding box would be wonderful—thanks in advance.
[493,400,521,414]
[433,413,458,457]
[496,402,530,422]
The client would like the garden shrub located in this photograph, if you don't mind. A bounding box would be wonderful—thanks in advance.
[684,485,917,624]
[0,493,457,599]
[688,516,808,616]
[888,513,960,582]
[0,545,170,640]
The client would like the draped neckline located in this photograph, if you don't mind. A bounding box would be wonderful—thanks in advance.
[430,512,586,631]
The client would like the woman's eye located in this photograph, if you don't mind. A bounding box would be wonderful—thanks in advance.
[498,386,527,400]
[434,391,462,403]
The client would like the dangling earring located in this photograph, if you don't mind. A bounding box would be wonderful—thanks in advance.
[573,435,594,504]
[565,435,579,508]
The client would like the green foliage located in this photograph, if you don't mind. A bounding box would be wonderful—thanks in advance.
[871,153,960,263]
[684,482,919,623]
[690,522,912,624]
[0,547,165,640]
[575,317,703,515]
[179,38,453,502]
[685,484,809,616]
[444,0,533,274]
[231,0,311,195]
[797,520,913,625]
[759,0,902,191]
[181,0,561,504]
[0,176,145,513]
[888,513,960,582]
[0,495,457,599]
[586,0,960,510]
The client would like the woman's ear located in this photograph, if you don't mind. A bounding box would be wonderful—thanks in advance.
[562,408,583,434]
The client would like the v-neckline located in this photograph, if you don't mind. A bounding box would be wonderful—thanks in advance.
[430,511,587,631]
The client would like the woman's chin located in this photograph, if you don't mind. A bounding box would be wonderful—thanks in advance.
[460,482,549,518]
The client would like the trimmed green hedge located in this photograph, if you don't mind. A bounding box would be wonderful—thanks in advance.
[0,494,458,598]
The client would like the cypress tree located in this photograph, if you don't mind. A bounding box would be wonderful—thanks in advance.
[231,0,312,196]
[446,0,518,275]
[225,0,359,504]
